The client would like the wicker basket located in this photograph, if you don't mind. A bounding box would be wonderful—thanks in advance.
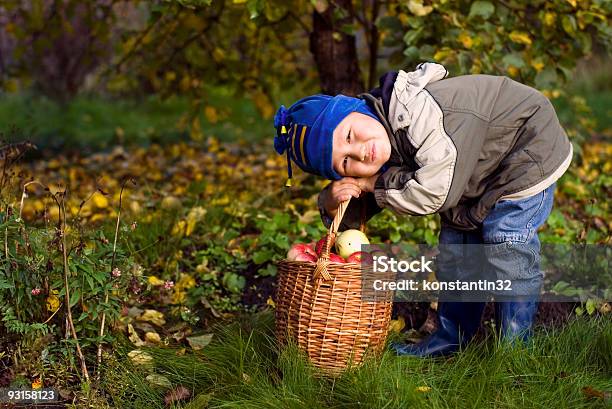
[275,199,394,375]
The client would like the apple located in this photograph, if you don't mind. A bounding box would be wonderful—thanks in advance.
[329,253,346,263]
[294,252,317,263]
[315,235,331,256]
[287,243,316,261]
[346,251,372,265]
[335,229,370,259]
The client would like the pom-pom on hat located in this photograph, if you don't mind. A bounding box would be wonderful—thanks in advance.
[273,94,379,186]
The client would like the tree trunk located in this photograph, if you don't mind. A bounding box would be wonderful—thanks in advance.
[309,0,364,96]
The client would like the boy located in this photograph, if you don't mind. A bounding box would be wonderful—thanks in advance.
[272,62,572,357]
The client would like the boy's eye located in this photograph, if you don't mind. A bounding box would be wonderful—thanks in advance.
[346,129,351,143]
[343,156,348,173]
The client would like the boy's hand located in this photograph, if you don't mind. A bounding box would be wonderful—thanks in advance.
[321,175,379,217]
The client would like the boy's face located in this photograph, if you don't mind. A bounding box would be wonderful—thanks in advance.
[332,112,391,178]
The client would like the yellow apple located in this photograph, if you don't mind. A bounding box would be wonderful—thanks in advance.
[335,229,369,259]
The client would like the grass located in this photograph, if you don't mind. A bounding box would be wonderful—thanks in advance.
[99,311,612,409]
[0,86,272,154]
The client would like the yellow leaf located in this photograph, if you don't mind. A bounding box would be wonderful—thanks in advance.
[204,106,218,124]
[233,0,247,3]
[389,316,406,333]
[138,309,166,326]
[176,274,196,292]
[252,90,275,119]
[161,195,182,210]
[565,0,576,7]
[210,196,230,206]
[128,323,145,346]
[408,0,433,16]
[433,48,453,62]
[32,379,43,389]
[458,32,473,49]
[212,47,225,63]
[266,296,276,308]
[185,206,207,236]
[172,290,187,304]
[416,386,432,393]
[165,71,176,82]
[171,219,187,237]
[509,31,532,46]
[130,200,142,214]
[148,276,165,286]
[145,331,162,344]
[531,59,545,72]
[190,116,203,141]
[507,65,519,77]
[46,290,60,312]
[128,350,153,367]
[543,12,556,26]
[93,193,109,209]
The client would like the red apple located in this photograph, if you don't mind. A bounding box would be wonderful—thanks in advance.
[287,243,316,261]
[329,253,346,263]
[346,251,372,265]
[315,235,331,256]
[294,252,317,263]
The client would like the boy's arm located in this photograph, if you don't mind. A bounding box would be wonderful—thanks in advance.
[317,184,382,230]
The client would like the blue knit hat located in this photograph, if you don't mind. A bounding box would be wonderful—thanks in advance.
[273,94,380,186]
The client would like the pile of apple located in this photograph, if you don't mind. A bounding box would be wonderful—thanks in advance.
[286,229,371,264]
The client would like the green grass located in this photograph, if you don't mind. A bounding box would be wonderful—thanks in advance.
[100,311,612,409]
[0,87,272,153]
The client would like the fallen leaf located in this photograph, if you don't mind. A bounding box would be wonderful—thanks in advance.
[128,324,145,347]
[148,276,165,286]
[138,309,166,326]
[146,374,172,389]
[389,316,405,333]
[186,334,214,350]
[416,385,431,392]
[127,350,153,367]
[145,331,162,345]
[582,386,610,400]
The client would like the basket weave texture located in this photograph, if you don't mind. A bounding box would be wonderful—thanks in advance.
[275,199,394,375]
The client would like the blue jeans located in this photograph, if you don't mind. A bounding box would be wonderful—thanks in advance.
[438,183,556,300]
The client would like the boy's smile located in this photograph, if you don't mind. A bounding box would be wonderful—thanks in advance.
[332,112,392,178]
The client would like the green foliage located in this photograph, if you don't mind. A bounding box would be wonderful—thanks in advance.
[378,0,610,85]
[0,168,138,380]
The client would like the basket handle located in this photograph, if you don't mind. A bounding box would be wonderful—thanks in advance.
[313,197,365,281]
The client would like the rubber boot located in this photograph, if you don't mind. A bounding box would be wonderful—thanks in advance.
[494,299,538,344]
[391,301,485,357]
